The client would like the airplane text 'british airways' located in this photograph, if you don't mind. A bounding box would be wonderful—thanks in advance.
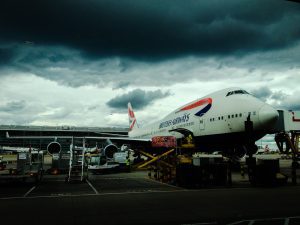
[159,113,190,129]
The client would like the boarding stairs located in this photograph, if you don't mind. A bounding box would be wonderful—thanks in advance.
[66,138,88,182]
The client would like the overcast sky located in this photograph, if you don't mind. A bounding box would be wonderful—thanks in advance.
[0,0,300,133]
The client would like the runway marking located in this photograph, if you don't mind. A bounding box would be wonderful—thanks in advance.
[86,179,99,195]
[2,185,299,201]
[182,222,217,225]
[145,177,186,190]
[0,189,186,200]
[227,216,300,225]
[23,186,36,197]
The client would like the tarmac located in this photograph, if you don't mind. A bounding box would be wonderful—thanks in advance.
[1,168,300,225]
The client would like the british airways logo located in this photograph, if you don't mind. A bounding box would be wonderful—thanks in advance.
[178,97,212,117]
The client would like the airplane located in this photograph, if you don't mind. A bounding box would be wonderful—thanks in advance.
[125,87,279,156]
[6,87,279,158]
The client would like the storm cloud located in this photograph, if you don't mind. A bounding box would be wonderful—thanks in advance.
[106,89,171,110]
[251,87,273,101]
[251,86,290,101]
[0,0,300,128]
[0,0,300,89]
[250,86,300,111]
[0,0,300,61]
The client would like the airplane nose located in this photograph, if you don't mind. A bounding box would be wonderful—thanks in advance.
[258,105,279,129]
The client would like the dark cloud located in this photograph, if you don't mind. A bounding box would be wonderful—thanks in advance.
[288,104,300,111]
[113,81,131,90]
[0,46,14,66]
[0,0,300,61]
[279,92,300,110]
[0,100,26,112]
[251,86,288,102]
[106,89,171,110]
[250,86,300,111]
[251,87,273,101]
[270,90,288,101]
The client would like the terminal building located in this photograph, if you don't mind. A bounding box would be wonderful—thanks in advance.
[0,125,128,153]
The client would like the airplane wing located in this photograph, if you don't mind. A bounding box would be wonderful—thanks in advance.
[1,146,40,153]
[6,131,149,141]
[5,132,179,153]
[6,132,151,147]
[6,132,73,140]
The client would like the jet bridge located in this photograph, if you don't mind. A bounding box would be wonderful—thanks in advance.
[273,110,300,184]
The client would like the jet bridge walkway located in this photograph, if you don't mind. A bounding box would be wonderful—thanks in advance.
[273,110,300,184]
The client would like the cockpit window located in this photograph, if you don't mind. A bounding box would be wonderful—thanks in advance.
[226,90,249,97]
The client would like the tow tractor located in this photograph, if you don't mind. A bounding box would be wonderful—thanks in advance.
[88,150,130,174]
[0,151,44,183]
[88,154,119,174]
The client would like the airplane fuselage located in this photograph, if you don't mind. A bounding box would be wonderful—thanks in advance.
[129,88,278,151]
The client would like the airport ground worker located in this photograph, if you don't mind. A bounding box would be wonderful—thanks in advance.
[126,156,131,172]
[186,134,193,144]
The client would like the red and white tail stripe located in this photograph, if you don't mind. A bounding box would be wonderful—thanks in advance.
[128,102,138,131]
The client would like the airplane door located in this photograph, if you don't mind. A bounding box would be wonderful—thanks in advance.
[199,118,205,130]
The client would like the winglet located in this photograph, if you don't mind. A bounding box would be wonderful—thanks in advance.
[128,102,138,132]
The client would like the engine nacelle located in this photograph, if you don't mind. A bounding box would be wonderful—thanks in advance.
[245,143,258,155]
[103,144,118,159]
[233,146,247,159]
[229,144,258,160]
[47,142,61,155]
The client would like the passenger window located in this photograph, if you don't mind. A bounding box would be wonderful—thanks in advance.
[239,113,242,117]
[228,115,230,119]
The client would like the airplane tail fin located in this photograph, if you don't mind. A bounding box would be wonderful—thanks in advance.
[128,102,139,132]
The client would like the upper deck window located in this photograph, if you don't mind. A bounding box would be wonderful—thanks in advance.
[226,90,249,97]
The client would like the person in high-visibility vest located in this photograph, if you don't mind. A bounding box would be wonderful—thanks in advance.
[186,134,193,144]
[126,156,131,172]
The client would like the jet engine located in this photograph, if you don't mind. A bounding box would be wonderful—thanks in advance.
[225,144,258,161]
[234,144,258,159]
[245,143,258,155]
[103,144,118,159]
[233,146,247,159]
[47,142,61,155]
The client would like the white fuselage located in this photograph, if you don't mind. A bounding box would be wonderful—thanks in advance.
[129,88,278,147]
